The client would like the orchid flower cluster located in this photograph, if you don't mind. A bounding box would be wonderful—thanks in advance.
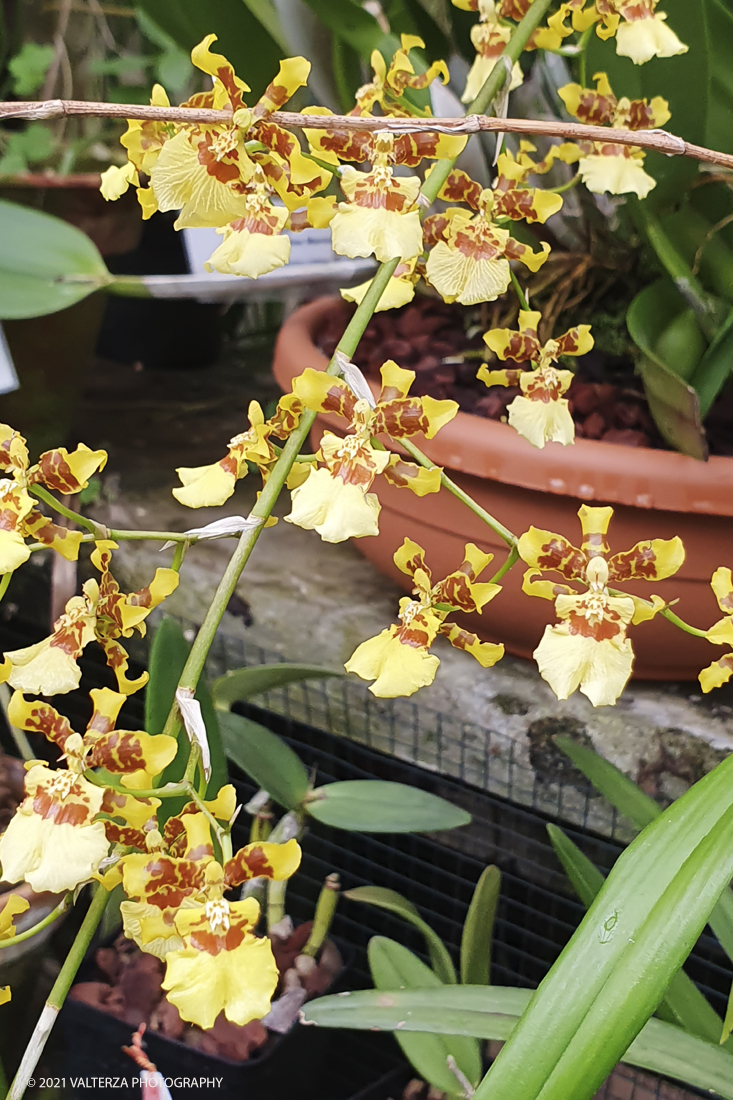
[1,4,729,1090]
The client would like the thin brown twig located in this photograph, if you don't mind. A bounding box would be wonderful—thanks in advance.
[1,99,733,170]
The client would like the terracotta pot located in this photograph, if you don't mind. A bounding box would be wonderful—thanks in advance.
[273,297,733,681]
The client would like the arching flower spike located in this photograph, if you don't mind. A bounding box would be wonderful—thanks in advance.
[346,538,504,697]
[478,310,593,448]
[519,504,684,705]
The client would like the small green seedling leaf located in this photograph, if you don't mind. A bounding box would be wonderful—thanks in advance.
[218,710,309,810]
[305,780,470,834]
[461,865,500,986]
[344,886,456,984]
[211,663,342,709]
[368,937,481,1097]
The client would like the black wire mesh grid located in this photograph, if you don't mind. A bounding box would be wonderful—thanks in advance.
[0,615,727,1100]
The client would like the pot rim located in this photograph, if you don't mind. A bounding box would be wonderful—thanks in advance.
[273,296,733,517]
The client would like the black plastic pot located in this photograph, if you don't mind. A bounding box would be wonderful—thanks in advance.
[62,935,353,1100]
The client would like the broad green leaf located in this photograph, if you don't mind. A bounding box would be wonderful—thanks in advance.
[218,710,309,810]
[690,307,733,418]
[0,199,110,319]
[132,0,284,100]
[305,780,470,833]
[303,985,733,1100]
[547,824,726,1047]
[368,938,481,1097]
[626,278,707,459]
[344,886,456,983]
[555,735,733,965]
[460,866,500,986]
[8,43,55,96]
[211,663,342,709]
[469,751,733,1100]
[661,208,733,305]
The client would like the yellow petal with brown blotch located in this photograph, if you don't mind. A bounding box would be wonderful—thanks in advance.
[710,567,733,615]
[345,627,440,698]
[33,443,107,494]
[440,622,504,667]
[331,202,423,264]
[699,654,733,694]
[518,528,586,579]
[534,623,635,706]
[607,536,685,583]
[150,131,249,230]
[383,456,442,496]
[393,537,430,581]
[522,569,577,601]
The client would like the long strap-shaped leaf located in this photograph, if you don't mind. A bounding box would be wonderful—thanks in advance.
[469,752,733,1100]
[547,824,728,1046]
[302,986,733,1099]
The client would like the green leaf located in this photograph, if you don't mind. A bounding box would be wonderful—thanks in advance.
[547,824,726,1047]
[305,780,470,833]
[555,735,733,966]
[343,886,456,984]
[461,866,500,986]
[132,0,284,101]
[468,752,733,1100]
[303,985,733,1100]
[690,307,733,418]
[218,710,309,810]
[0,199,110,319]
[368,938,481,1097]
[626,278,707,459]
[211,663,342,709]
[8,43,55,96]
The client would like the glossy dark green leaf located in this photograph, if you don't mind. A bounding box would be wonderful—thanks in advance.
[547,824,726,1047]
[303,986,733,1099]
[690,307,733,418]
[305,780,470,833]
[132,0,284,100]
[626,279,707,459]
[555,734,733,965]
[0,199,110,319]
[368,938,481,1097]
[218,709,309,810]
[211,663,342,709]
[460,865,500,986]
[344,886,456,983]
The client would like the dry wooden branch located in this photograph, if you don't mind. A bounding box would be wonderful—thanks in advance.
[1,98,733,171]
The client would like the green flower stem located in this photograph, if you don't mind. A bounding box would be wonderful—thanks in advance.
[29,485,99,536]
[7,884,110,1100]
[0,894,71,951]
[577,24,594,90]
[267,879,287,930]
[0,573,11,604]
[490,543,520,583]
[27,529,207,552]
[399,438,517,548]
[509,268,531,311]
[548,174,580,195]
[171,540,189,572]
[661,607,711,640]
[302,873,340,958]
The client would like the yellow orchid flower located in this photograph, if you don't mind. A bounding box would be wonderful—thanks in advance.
[456,0,524,103]
[332,153,422,264]
[558,72,671,198]
[478,310,593,448]
[0,894,29,940]
[699,569,733,693]
[424,183,550,306]
[173,394,304,509]
[519,505,684,705]
[342,259,419,313]
[346,538,504,697]
[0,424,107,573]
[4,541,178,695]
[353,34,452,117]
[0,761,110,893]
[7,689,177,788]
[286,361,458,543]
[204,168,291,279]
[569,0,687,63]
